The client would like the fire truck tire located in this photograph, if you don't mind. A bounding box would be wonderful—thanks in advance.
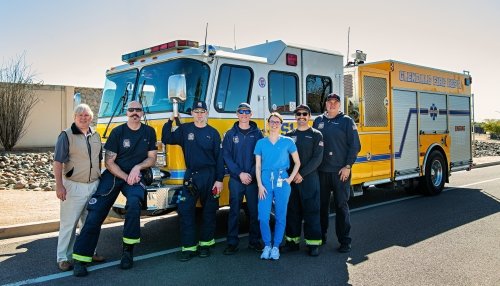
[111,207,127,218]
[419,150,446,196]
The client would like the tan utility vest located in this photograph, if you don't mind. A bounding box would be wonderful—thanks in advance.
[63,126,101,183]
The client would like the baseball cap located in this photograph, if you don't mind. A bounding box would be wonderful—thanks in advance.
[192,100,208,111]
[294,104,311,114]
[237,102,251,110]
[326,93,341,102]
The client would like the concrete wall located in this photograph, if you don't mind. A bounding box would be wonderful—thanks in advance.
[3,84,102,150]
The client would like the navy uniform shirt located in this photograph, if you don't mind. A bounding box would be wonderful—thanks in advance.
[162,120,224,182]
[222,121,263,181]
[285,127,324,178]
[104,123,157,173]
[312,111,361,172]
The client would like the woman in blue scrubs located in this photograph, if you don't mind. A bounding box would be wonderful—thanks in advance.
[254,112,300,260]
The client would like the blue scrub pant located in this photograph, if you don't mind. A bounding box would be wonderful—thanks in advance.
[73,170,145,262]
[178,168,219,251]
[319,170,352,245]
[227,179,260,246]
[258,170,291,247]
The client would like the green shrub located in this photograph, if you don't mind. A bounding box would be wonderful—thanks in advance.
[482,119,500,138]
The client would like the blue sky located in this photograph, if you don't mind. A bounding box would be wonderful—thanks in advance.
[1,0,499,121]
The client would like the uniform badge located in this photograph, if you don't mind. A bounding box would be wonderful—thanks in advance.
[188,133,195,140]
[89,198,97,205]
[352,123,357,130]
[233,136,239,143]
[318,122,324,129]
[123,139,130,148]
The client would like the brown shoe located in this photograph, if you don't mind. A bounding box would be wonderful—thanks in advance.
[58,261,73,271]
[92,254,106,262]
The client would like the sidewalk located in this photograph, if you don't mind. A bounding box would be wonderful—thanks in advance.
[1,156,499,239]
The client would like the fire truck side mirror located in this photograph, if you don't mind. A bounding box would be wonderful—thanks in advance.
[168,74,187,102]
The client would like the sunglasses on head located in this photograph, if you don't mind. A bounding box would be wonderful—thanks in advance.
[295,112,309,116]
[237,109,251,115]
[127,107,143,112]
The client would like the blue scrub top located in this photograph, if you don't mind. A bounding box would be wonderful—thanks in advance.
[254,135,297,172]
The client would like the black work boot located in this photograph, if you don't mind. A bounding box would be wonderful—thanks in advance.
[73,261,88,277]
[120,243,134,270]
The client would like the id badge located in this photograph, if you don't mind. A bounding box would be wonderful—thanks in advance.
[276,178,283,188]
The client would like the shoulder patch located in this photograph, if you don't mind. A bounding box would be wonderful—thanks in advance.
[319,141,324,146]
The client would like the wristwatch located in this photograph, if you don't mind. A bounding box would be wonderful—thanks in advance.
[345,165,351,169]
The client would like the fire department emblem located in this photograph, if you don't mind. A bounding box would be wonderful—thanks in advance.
[317,122,324,129]
[429,104,438,120]
[188,133,195,140]
[233,136,239,143]
[123,139,130,148]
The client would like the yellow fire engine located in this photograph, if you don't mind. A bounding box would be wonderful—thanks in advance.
[96,40,472,214]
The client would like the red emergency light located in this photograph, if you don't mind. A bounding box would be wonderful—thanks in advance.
[122,40,199,63]
[286,53,297,66]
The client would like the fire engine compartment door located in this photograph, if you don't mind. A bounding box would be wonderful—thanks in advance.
[392,89,419,175]
[358,71,391,180]
[448,95,472,170]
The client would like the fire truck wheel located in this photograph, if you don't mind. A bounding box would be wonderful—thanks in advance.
[419,150,446,196]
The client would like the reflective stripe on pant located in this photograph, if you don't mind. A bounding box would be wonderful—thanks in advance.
[177,168,218,249]
[73,171,145,261]
[57,178,99,262]
[319,170,351,245]
[286,171,321,245]
[258,170,291,247]
[227,179,260,246]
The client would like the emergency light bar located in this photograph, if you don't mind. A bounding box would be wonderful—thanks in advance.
[121,40,199,63]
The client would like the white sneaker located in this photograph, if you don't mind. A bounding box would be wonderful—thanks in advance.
[270,246,280,260]
[260,246,271,260]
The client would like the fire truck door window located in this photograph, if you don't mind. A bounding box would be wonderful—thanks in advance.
[214,64,253,113]
[305,75,332,115]
[268,71,298,114]
[363,76,388,127]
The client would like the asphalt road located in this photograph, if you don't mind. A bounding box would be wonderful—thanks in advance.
[1,165,499,286]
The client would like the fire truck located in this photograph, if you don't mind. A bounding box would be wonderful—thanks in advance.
[96,40,472,215]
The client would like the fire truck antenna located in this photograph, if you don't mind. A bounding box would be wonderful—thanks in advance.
[203,23,208,53]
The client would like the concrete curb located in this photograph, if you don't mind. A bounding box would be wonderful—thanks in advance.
[2,161,499,240]
[0,217,122,240]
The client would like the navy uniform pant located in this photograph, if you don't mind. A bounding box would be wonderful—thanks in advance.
[319,170,351,245]
[286,172,322,246]
[178,168,218,251]
[227,179,260,246]
[73,171,145,262]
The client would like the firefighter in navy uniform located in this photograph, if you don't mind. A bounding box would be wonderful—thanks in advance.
[283,104,324,256]
[72,101,157,277]
[162,101,224,262]
[222,103,264,255]
[312,93,361,253]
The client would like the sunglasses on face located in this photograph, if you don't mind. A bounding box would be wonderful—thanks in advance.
[295,112,309,117]
[269,120,282,125]
[193,110,206,114]
[237,109,251,115]
[127,107,143,112]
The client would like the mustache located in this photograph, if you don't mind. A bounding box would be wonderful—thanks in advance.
[130,114,140,119]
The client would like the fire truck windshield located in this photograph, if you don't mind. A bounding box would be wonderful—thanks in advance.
[136,58,210,114]
[98,58,210,118]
